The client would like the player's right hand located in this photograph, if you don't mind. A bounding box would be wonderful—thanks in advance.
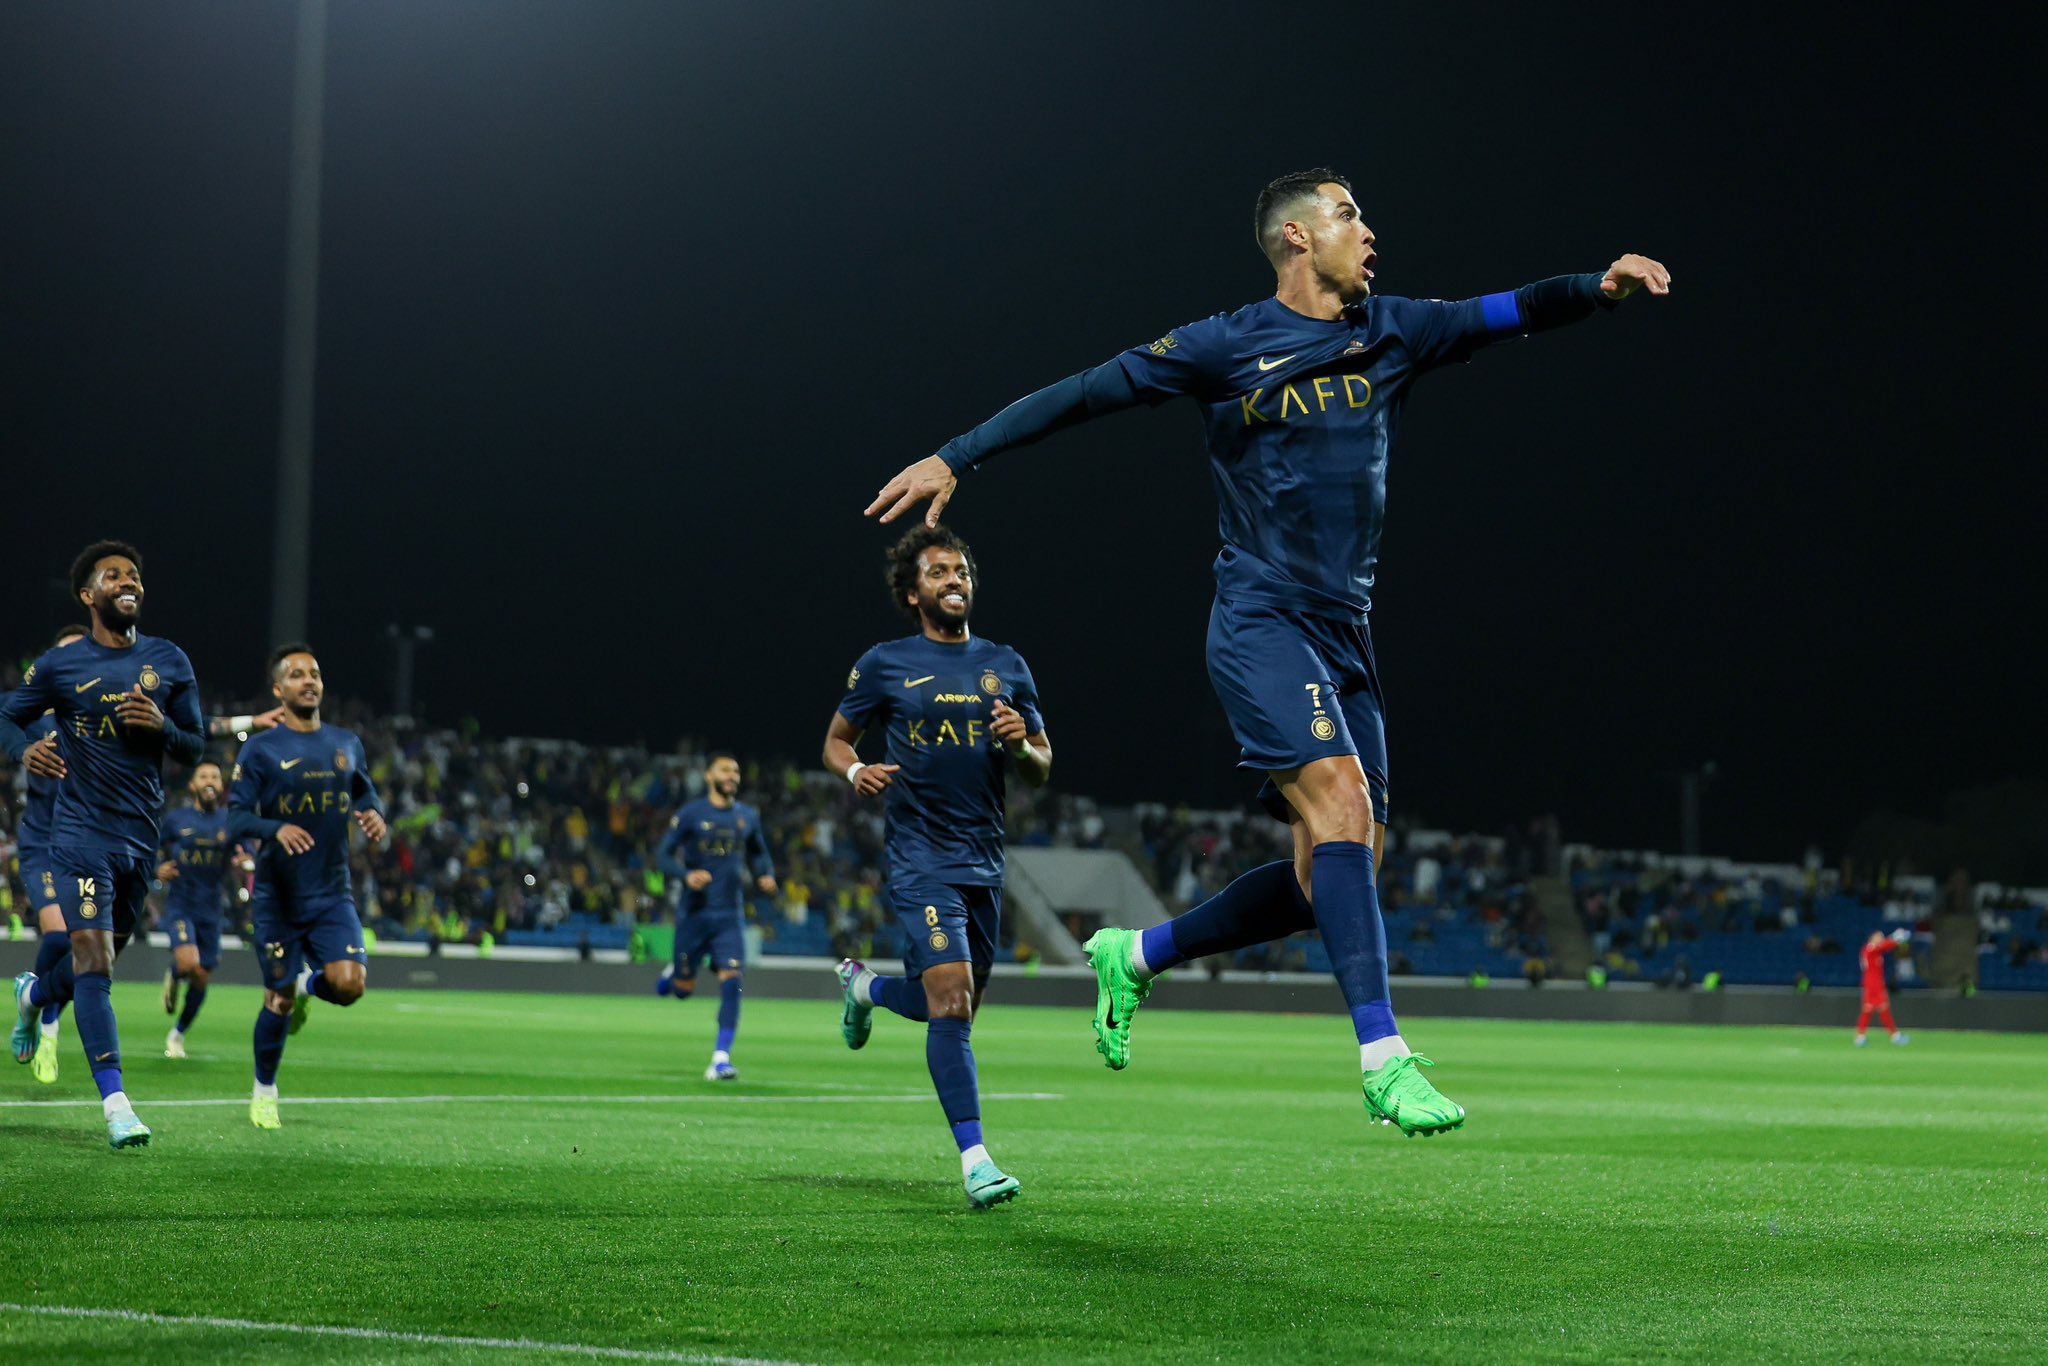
[274,823,315,855]
[867,455,957,527]
[156,861,180,881]
[251,706,290,731]
[852,762,901,797]
[21,734,65,780]
[685,870,714,891]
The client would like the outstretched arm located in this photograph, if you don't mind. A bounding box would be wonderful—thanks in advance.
[867,359,1144,527]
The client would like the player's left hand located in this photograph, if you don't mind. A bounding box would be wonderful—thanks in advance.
[21,733,65,780]
[1600,253,1671,300]
[757,875,778,895]
[991,700,1030,747]
[867,454,958,527]
[355,809,388,844]
[116,685,165,734]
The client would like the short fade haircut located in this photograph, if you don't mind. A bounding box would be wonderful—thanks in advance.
[885,524,977,622]
[69,540,143,598]
[269,642,317,678]
[706,751,740,770]
[1254,167,1354,266]
[52,623,89,646]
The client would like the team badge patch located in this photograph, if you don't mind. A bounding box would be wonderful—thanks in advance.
[335,750,351,771]
[1312,716,1338,742]
[79,899,97,921]
[929,931,949,951]
[138,665,161,691]
[980,672,1001,696]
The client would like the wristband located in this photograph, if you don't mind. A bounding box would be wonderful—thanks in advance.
[845,762,866,786]
[228,714,256,734]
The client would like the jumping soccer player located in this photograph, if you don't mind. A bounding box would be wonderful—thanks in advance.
[4,623,88,1084]
[1855,930,1910,1047]
[157,760,249,1059]
[867,169,1668,1137]
[825,525,1049,1208]
[4,542,207,1148]
[655,753,777,1081]
[226,644,386,1130]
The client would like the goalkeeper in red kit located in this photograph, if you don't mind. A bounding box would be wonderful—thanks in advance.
[1855,930,1911,1047]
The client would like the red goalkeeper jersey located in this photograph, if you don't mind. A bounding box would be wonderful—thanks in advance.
[1861,942,1893,1001]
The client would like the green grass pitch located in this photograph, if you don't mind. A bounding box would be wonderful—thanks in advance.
[2,982,2043,1362]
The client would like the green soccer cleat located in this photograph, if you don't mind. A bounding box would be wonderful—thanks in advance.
[250,1094,281,1130]
[31,1030,59,1085]
[107,1108,151,1151]
[835,958,873,1050]
[1081,927,1150,1071]
[287,991,311,1037]
[10,972,37,1065]
[1362,1054,1466,1137]
[965,1159,1020,1209]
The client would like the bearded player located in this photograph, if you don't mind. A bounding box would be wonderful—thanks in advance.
[868,169,1668,1137]
[825,525,1049,1207]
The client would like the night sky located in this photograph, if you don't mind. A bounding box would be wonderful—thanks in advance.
[3,4,2040,861]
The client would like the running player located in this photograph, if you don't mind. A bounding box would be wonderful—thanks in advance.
[825,525,1049,1207]
[4,623,88,1084]
[157,760,249,1058]
[867,169,1667,1137]
[654,753,777,1080]
[1855,930,1910,1047]
[4,542,208,1148]
[226,644,386,1130]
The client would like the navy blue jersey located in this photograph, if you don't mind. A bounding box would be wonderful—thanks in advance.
[0,635,204,859]
[1115,294,1522,620]
[159,805,237,920]
[227,724,381,908]
[658,797,774,914]
[13,713,59,855]
[836,635,1044,887]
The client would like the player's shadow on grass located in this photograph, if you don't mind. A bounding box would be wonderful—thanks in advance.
[0,1115,109,1149]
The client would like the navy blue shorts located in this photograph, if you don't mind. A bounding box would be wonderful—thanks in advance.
[50,847,152,938]
[163,906,223,971]
[674,911,745,979]
[16,848,58,912]
[252,886,368,993]
[1206,596,1389,826]
[889,877,1002,978]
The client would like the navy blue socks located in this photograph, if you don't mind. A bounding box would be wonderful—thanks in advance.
[71,971,122,1092]
[176,982,208,1033]
[1310,841,1400,1046]
[253,1007,289,1086]
[926,1017,981,1150]
[871,974,931,1022]
[34,930,68,978]
[715,976,741,1054]
[1137,859,1314,975]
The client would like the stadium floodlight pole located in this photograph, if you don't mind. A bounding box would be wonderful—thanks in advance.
[269,0,329,650]
[386,624,434,718]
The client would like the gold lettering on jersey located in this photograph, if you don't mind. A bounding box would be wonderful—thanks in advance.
[1236,373,1374,426]
[273,791,354,816]
[932,693,982,704]
[1147,334,1179,357]
[904,717,987,748]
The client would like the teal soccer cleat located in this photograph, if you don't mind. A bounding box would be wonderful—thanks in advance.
[835,959,873,1050]
[965,1159,1020,1209]
[11,972,38,1065]
[106,1107,152,1151]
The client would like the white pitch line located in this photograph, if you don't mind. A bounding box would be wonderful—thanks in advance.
[0,1090,1063,1110]
[0,1301,800,1364]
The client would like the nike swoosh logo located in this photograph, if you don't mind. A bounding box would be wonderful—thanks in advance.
[904,676,935,688]
[280,758,303,769]
[74,677,102,693]
[1256,355,1297,372]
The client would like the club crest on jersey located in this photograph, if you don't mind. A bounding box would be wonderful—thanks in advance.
[1312,716,1338,742]
[980,672,1001,696]
[929,931,949,951]
[79,899,97,920]
[138,665,161,691]
[1344,339,1367,355]
[335,750,351,772]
